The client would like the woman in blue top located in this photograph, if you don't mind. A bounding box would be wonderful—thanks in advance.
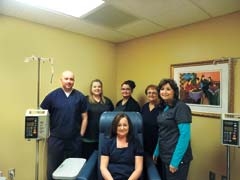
[153,78,193,180]
[100,113,143,180]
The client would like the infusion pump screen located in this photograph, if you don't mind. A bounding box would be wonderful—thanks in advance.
[25,116,38,139]
[222,120,239,146]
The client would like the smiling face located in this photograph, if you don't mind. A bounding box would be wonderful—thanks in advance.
[159,83,174,103]
[146,87,159,103]
[121,84,132,98]
[91,81,102,96]
[117,117,129,138]
[60,71,75,92]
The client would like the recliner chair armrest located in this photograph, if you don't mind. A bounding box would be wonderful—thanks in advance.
[77,150,98,180]
[144,154,162,180]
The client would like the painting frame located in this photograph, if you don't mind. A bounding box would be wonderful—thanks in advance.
[170,59,233,118]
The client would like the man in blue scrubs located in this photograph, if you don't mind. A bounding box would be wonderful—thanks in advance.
[41,70,88,180]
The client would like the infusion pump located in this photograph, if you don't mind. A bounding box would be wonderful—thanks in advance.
[221,113,240,147]
[25,109,49,140]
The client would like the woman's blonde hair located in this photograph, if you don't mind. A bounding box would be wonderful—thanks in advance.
[88,79,106,103]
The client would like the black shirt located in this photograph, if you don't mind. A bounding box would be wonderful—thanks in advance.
[115,96,140,112]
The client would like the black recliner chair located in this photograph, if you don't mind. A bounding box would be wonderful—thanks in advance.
[77,111,161,180]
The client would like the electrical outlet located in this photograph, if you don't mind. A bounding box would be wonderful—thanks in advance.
[209,171,215,180]
[8,168,15,179]
[221,175,227,180]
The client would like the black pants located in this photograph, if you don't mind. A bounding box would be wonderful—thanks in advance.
[47,136,82,180]
[82,141,98,159]
[162,161,191,180]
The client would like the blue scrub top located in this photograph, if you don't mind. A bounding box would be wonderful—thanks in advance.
[40,88,88,139]
[157,101,193,164]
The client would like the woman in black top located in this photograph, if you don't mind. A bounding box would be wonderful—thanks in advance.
[115,80,140,112]
[82,79,114,159]
[141,84,164,178]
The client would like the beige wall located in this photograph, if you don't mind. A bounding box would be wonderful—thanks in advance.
[0,16,116,180]
[0,11,240,180]
[116,12,240,180]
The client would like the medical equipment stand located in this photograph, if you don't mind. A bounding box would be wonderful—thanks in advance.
[25,56,53,180]
[226,145,230,180]
[221,113,240,180]
[35,58,40,180]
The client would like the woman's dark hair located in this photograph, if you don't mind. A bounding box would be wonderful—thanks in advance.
[110,113,133,142]
[121,80,136,90]
[157,78,179,107]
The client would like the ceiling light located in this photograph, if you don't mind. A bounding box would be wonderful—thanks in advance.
[15,0,105,17]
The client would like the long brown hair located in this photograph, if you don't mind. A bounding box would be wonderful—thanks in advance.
[110,113,134,142]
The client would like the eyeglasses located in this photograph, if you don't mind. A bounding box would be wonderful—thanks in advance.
[147,91,157,95]
[121,88,131,91]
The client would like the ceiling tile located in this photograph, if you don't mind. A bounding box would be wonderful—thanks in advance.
[1,0,240,43]
[152,1,210,28]
[65,19,134,42]
[191,0,240,17]
[107,0,210,28]
[82,4,139,29]
[117,20,165,37]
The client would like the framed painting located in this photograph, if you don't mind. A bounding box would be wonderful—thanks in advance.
[170,59,233,117]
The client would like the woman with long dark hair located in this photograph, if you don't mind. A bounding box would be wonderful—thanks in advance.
[100,113,143,180]
[153,78,193,180]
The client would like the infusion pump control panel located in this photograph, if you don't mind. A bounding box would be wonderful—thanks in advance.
[25,109,49,140]
[221,113,240,147]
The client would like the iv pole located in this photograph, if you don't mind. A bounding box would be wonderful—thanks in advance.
[226,145,230,180]
[25,55,53,180]
[35,57,40,180]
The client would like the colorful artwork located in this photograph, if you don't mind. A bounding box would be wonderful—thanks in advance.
[179,72,220,106]
[170,60,233,117]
